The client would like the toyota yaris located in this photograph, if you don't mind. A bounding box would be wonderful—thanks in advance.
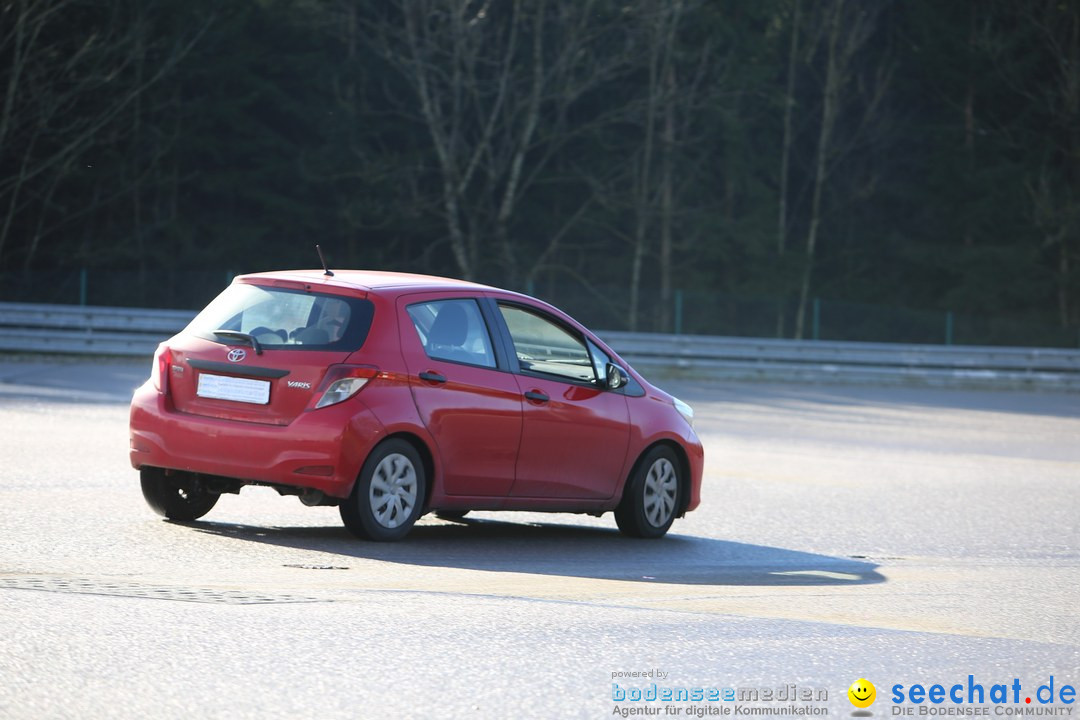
[129,270,704,540]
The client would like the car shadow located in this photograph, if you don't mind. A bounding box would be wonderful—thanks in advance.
[185,515,884,587]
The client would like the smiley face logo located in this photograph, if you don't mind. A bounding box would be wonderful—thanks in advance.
[848,679,876,708]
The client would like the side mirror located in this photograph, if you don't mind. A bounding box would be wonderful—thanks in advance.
[605,363,627,390]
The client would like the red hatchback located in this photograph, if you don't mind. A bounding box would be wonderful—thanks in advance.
[129,270,703,540]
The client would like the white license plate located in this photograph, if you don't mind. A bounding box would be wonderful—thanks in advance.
[196,374,270,404]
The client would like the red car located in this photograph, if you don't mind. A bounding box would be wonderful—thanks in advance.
[129,270,703,541]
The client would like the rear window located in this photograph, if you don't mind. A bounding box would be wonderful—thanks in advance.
[186,283,374,351]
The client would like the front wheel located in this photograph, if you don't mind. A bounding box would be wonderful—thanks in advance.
[340,439,426,541]
[140,467,220,521]
[614,446,681,539]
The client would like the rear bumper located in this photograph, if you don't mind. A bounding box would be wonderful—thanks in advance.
[128,381,385,497]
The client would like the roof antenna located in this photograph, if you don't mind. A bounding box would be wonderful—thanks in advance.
[316,244,334,277]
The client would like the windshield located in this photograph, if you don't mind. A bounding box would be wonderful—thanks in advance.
[186,283,374,351]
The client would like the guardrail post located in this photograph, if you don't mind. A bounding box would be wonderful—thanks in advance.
[78,268,88,306]
[674,289,683,335]
[945,311,954,346]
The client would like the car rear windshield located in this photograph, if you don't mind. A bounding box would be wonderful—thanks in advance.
[186,283,374,351]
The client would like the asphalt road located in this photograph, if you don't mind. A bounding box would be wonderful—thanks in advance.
[1,358,1078,719]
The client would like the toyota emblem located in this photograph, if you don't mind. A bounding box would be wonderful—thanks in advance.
[227,348,247,363]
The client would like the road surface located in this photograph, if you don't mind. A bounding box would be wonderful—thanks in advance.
[0,358,1077,719]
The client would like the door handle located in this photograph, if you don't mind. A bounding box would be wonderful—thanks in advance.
[419,371,447,384]
[524,390,549,403]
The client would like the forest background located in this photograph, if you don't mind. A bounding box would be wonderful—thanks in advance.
[2,0,1078,347]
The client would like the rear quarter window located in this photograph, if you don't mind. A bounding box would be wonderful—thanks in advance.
[406,299,497,368]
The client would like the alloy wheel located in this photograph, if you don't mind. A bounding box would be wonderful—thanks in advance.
[642,458,678,527]
[368,453,419,529]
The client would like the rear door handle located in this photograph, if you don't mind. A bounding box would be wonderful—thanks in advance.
[524,390,549,403]
[419,371,447,384]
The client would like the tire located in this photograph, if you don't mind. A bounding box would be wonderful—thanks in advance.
[340,439,426,541]
[614,446,681,539]
[140,467,220,521]
[434,510,469,521]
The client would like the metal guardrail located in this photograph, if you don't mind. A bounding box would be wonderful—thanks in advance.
[0,302,194,356]
[601,331,1080,389]
[2,301,1079,388]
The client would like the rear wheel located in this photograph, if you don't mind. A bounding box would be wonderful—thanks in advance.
[340,439,426,541]
[614,446,681,539]
[140,467,220,521]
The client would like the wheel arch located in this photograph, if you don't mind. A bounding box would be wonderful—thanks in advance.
[624,439,692,518]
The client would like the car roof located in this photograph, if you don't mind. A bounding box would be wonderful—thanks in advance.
[238,270,499,296]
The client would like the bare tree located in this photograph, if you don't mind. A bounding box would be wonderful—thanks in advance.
[775,0,801,337]
[0,0,209,269]
[626,0,679,331]
[1015,0,1080,328]
[347,0,630,284]
[793,0,890,339]
[620,0,716,332]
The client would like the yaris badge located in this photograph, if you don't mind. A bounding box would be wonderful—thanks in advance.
[227,348,247,363]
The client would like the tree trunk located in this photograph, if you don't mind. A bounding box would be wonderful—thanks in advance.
[963,0,976,248]
[795,0,843,341]
[495,0,544,288]
[658,61,675,333]
[133,4,146,295]
[776,0,801,338]
[402,0,472,279]
[628,4,663,332]
[657,1,682,333]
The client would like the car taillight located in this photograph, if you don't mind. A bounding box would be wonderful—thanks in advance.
[151,345,172,394]
[312,365,378,409]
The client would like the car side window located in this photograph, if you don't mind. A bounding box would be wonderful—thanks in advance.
[498,304,595,384]
[407,299,496,368]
